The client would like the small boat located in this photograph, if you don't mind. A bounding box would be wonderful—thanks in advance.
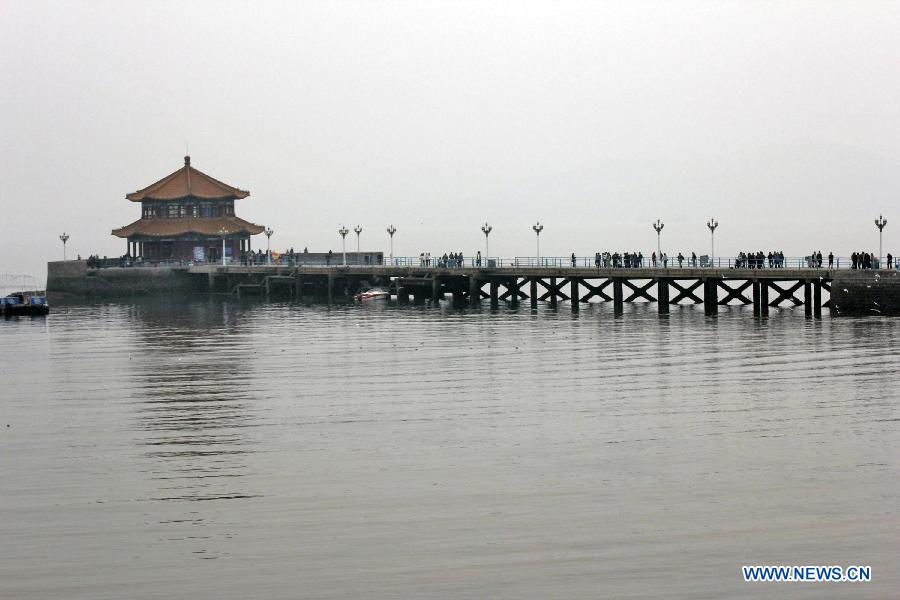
[1,293,49,317]
[356,288,390,301]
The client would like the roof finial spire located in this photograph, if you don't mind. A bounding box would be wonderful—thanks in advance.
[184,142,192,193]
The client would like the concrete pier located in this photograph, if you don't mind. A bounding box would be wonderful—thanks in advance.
[613,279,623,314]
[46,261,900,317]
[752,280,761,317]
[814,281,823,318]
[470,277,480,306]
[570,279,579,312]
[804,281,812,318]
[704,279,717,315]
[657,278,669,315]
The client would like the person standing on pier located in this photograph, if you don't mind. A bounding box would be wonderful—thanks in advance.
[652,251,657,267]
[888,253,893,269]
[828,252,834,268]
[571,253,577,267]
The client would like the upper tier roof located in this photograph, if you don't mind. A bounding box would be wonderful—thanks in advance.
[126,156,250,202]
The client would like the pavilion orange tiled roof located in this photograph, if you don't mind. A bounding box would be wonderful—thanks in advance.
[112,216,265,238]
[126,156,250,202]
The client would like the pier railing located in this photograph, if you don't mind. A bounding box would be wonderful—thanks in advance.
[77,255,895,271]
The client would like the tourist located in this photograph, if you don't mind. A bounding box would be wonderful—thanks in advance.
[677,252,684,268]
[652,251,657,267]
[828,252,834,268]
[571,253,577,267]
[887,253,893,269]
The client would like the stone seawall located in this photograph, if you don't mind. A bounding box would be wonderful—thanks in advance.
[830,270,900,316]
[47,261,206,300]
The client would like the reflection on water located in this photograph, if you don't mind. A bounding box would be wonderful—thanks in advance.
[1,299,898,598]
[127,301,262,560]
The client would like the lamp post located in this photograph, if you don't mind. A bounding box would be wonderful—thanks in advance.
[218,227,229,266]
[59,232,69,260]
[875,215,887,268]
[652,219,664,267]
[264,227,274,265]
[481,222,492,264]
[338,225,349,265]
[532,222,543,266]
[706,218,718,268]
[386,224,396,265]
[354,225,362,265]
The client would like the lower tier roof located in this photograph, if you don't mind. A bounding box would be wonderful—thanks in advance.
[112,216,265,238]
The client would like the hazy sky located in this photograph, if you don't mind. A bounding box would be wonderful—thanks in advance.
[2,1,899,282]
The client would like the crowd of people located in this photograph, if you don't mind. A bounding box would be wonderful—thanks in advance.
[593,251,645,268]
[850,251,893,270]
[733,250,834,269]
[243,247,307,265]
[419,251,476,267]
[735,251,789,268]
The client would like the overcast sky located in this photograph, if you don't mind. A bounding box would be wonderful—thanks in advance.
[2,1,899,282]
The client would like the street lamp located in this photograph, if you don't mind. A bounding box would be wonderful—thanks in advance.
[218,227,229,266]
[481,222,492,264]
[264,227,274,265]
[59,232,69,260]
[338,225,349,265]
[875,215,887,268]
[386,224,396,265]
[706,218,718,268]
[652,219,664,267]
[354,225,362,265]
[532,222,543,265]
